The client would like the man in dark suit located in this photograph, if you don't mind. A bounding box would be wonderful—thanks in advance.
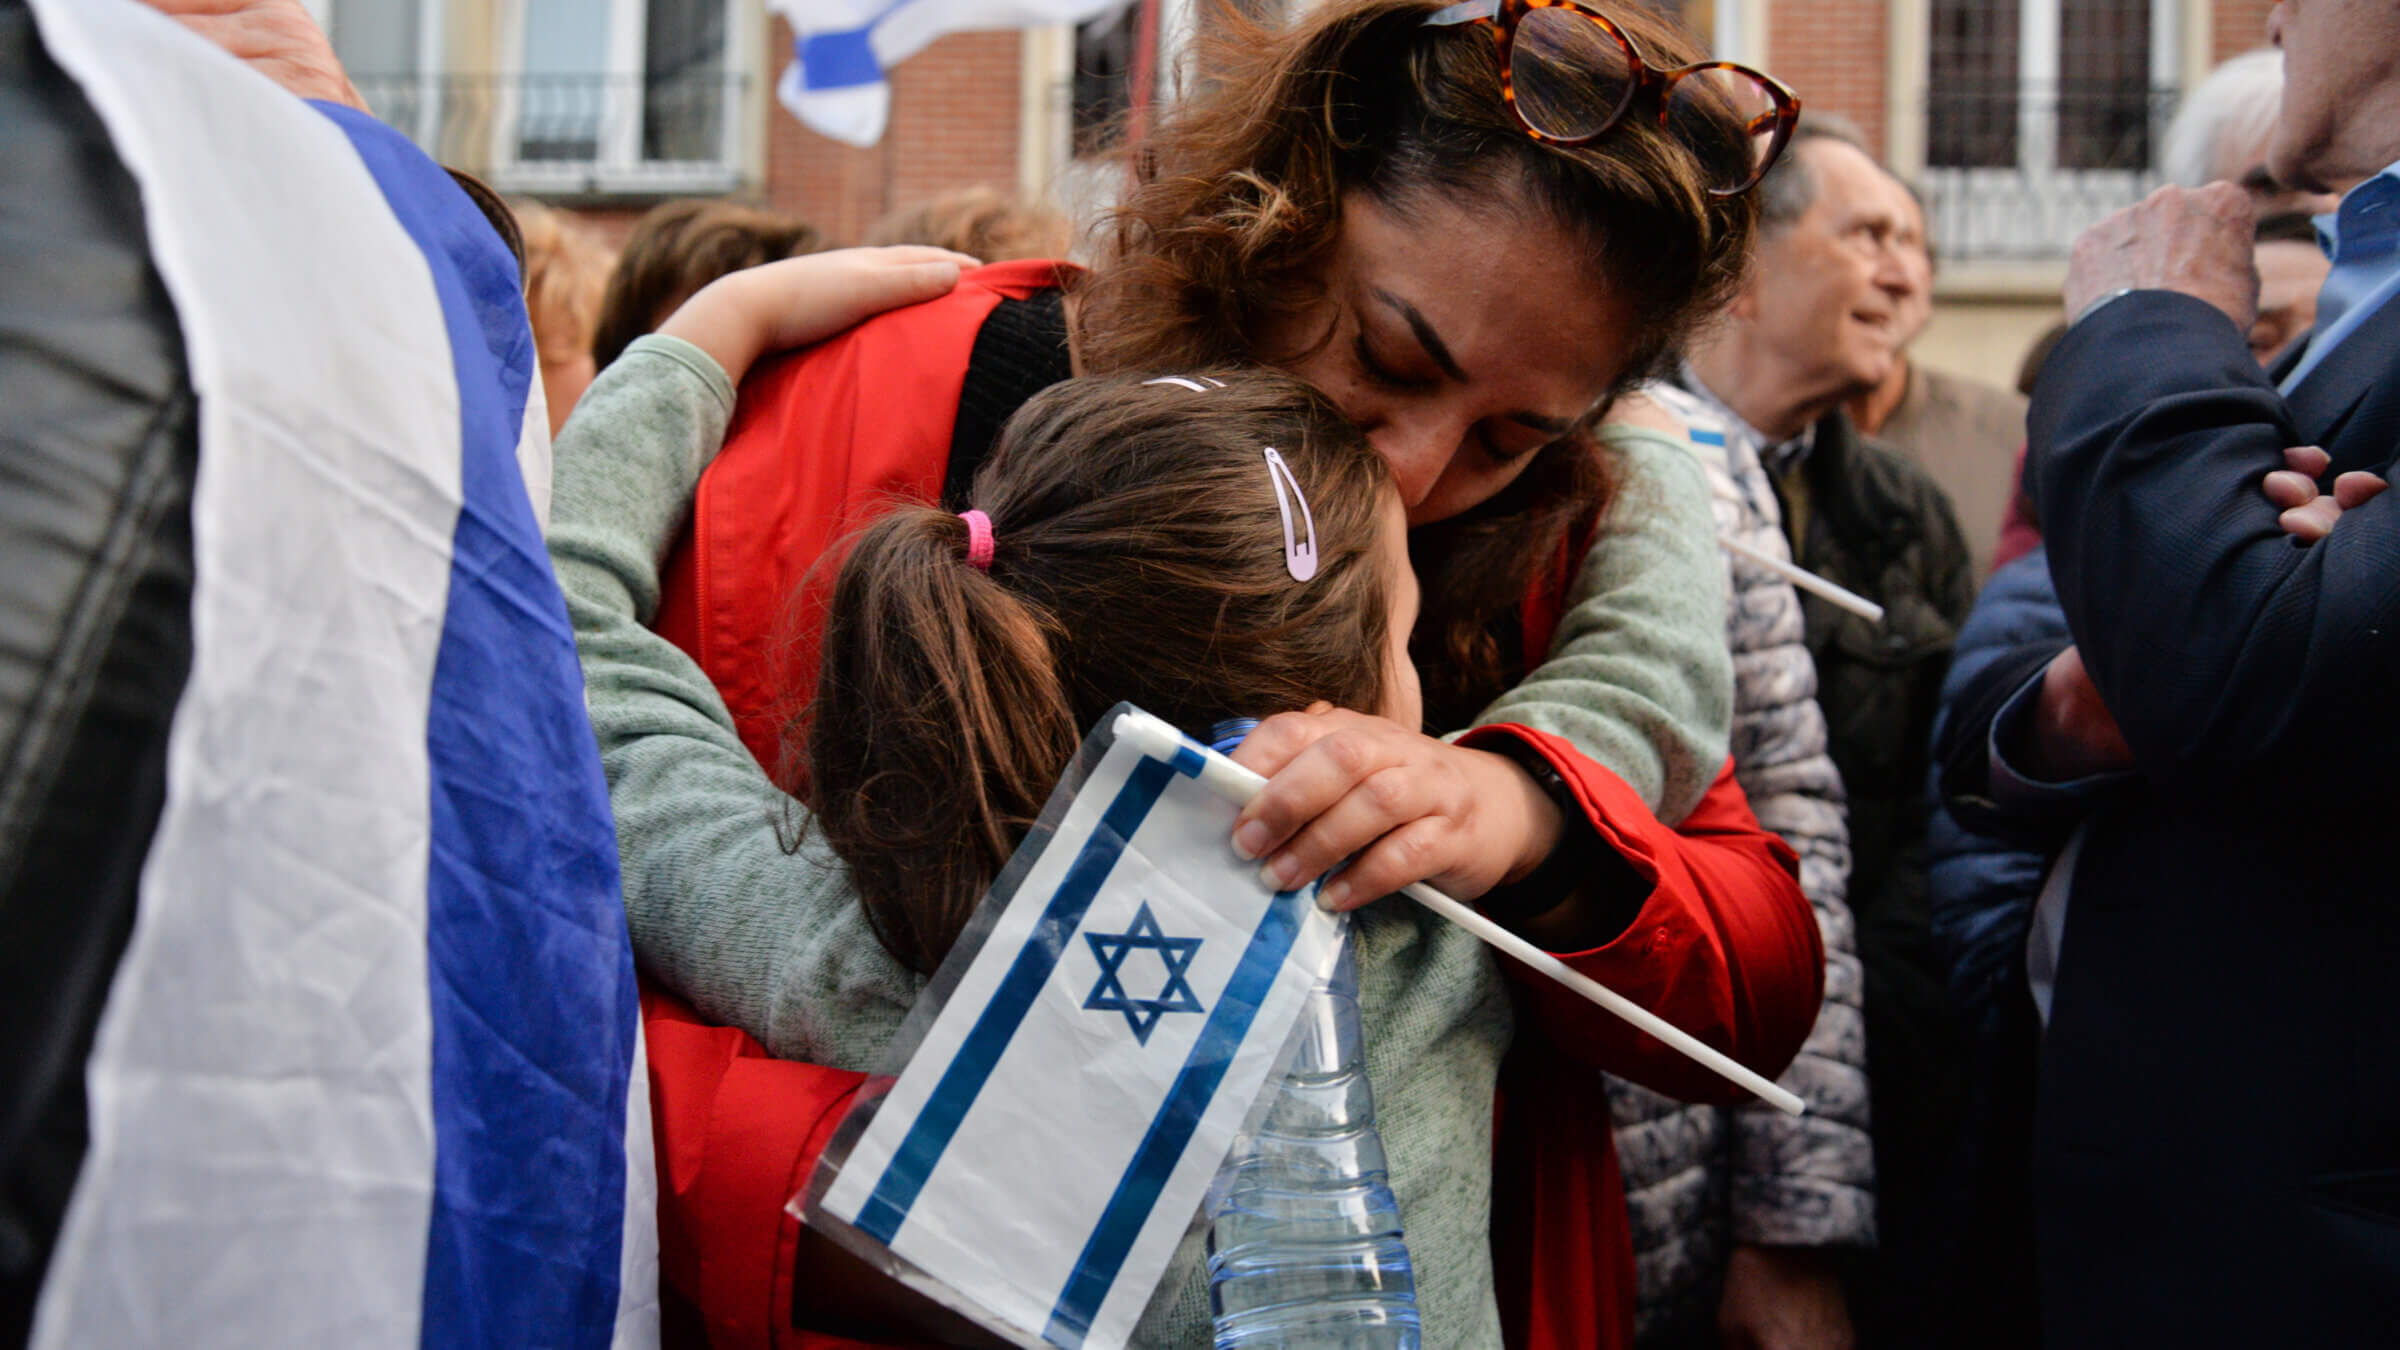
[1936,1,2400,1343]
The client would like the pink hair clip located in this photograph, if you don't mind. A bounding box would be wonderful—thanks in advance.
[1261,448,1317,583]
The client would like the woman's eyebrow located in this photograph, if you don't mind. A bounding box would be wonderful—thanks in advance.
[1372,287,1469,382]
[1372,286,1572,436]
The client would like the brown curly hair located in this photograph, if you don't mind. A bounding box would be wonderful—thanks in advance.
[1072,0,1758,726]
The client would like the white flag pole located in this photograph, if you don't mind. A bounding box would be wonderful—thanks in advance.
[1112,711,1807,1115]
[1720,533,1886,624]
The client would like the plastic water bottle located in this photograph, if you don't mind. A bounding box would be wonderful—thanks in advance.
[1194,703,1419,1348]
[1202,718,1417,1349]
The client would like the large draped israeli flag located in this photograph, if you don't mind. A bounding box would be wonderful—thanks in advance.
[769,0,1136,147]
[811,712,1341,1350]
[24,2,654,1346]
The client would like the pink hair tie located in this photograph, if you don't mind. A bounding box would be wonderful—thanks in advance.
[958,509,996,572]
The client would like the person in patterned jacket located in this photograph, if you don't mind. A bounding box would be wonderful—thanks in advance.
[1673,115,1976,1347]
[1601,385,1874,1350]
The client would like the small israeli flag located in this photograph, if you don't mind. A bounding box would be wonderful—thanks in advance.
[811,711,1341,1350]
[769,0,1136,147]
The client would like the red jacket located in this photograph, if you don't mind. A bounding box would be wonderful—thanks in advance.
[644,262,1825,1350]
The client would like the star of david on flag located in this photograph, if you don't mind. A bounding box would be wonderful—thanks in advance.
[806,708,1345,1350]
[1083,903,1206,1043]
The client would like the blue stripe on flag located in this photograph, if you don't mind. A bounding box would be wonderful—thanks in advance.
[796,26,883,90]
[1042,890,1308,1347]
[1687,428,1727,447]
[1168,741,1207,777]
[793,0,920,91]
[853,750,1201,1244]
[316,105,636,1350]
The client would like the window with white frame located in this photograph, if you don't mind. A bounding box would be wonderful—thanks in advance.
[1924,0,2180,260]
[324,0,750,197]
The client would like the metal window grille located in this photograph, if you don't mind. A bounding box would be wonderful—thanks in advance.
[352,70,748,195]
[2058,0,2152,171]
[344,0,746,197]
[1929,0,2020,169]
[1923,0,2172,260]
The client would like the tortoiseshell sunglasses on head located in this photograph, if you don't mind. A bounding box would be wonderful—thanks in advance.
[1424,0,1801,197]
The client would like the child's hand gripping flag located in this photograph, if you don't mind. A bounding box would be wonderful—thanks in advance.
[802,706,1344,1350]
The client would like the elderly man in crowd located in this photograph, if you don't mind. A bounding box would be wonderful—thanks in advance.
[1673,114,1974,1349]
[1842,187,2030,576]
[1934,0,2400,1342]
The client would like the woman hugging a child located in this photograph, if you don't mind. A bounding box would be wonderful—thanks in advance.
[550,243,1822,1349]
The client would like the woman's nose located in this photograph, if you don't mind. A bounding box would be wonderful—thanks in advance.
[1365,416,1456,510]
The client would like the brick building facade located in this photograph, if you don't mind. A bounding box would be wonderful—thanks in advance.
[751,1,2287,248]
[761,24,1034,246]
[327,0,2290,382]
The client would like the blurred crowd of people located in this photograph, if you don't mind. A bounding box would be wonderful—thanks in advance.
[512,187,1073,438]
[5,1,2395,1349]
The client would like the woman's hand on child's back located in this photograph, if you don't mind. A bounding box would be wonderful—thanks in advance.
[1227,705,1565,911]
[659,245,982,386]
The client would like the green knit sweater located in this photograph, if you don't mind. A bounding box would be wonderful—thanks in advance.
[545,337,1731,1350]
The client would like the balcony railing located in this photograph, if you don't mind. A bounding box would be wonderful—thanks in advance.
[352,71,749,197]
[1921,81,2179,262]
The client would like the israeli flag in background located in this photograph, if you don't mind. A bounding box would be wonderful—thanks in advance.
[813,714,1341,1350]
[769,0,1136,147]
[26,2,653,1346]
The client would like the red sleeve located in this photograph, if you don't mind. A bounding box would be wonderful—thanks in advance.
[1454,726,1824,1106]
[645,984,926,1350]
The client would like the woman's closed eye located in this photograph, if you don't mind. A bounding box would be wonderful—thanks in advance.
[1354,330,1437,391]
[1477,422,1552,465]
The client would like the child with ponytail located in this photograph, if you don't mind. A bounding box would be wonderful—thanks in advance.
[805,369,1412,974]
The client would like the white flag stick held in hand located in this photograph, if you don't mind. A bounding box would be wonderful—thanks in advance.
[1111,711,1807,1115]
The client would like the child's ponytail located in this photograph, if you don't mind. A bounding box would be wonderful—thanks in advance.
[806,505,1079,975]
[801,370,1395,975]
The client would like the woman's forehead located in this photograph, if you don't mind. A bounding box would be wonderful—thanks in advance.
[1332,193,1631,398]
